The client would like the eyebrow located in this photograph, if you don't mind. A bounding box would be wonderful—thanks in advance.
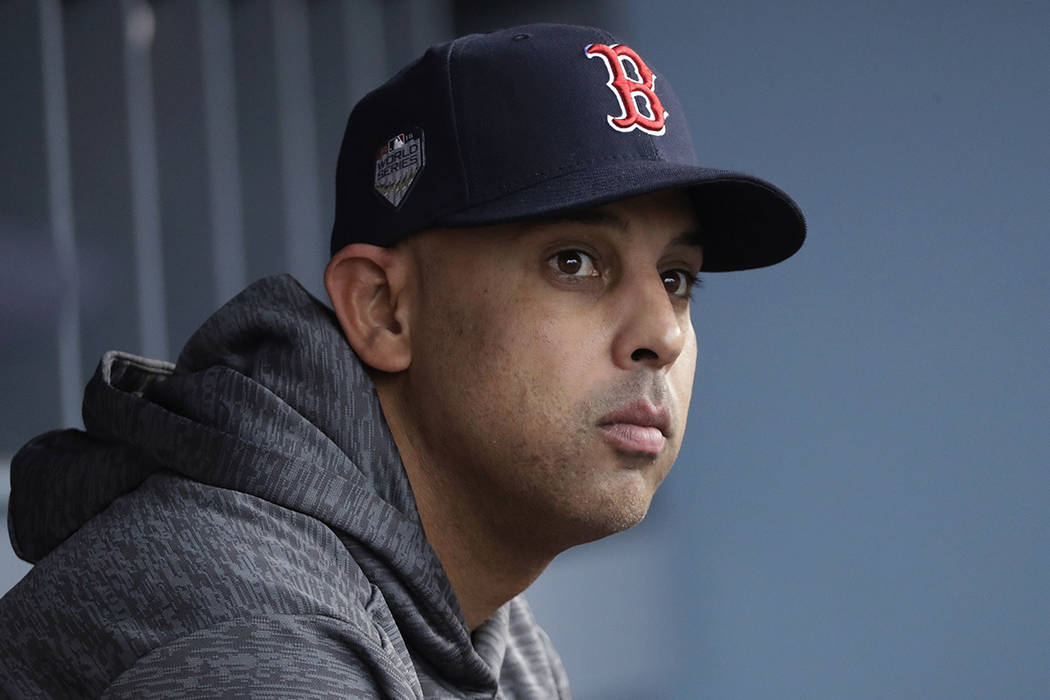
[535,206,703,249]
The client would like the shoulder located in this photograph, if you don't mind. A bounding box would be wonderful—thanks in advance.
[500,597,573,699]
[0,472,409,697]
[99,613,421,699]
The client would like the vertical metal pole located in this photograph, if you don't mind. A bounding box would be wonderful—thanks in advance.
[406,0,453,56]
[343,0,388,103]
[271,0,324,289]
[122,0,168,359]
[199,0,247,303]
[39,0,81,428]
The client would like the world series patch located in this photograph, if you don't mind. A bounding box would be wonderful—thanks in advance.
[374,128,425,208]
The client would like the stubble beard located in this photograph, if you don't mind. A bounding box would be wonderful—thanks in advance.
[426,374,679,558]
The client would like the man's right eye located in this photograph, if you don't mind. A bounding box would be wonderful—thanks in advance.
[548,250,599,277]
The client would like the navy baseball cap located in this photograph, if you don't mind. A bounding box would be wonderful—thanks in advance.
[331,23,805,272]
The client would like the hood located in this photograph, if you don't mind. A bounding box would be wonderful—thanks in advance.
[8,274,498,691]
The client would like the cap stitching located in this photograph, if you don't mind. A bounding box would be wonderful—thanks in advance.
[445,38,470,202]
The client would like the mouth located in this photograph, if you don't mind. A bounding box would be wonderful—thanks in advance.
[597,401,671,456]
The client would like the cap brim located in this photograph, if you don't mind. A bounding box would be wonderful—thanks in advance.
[435,161,805,272]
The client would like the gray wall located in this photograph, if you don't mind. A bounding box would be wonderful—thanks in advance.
[1,0,454,448]
[3,1,1048,699]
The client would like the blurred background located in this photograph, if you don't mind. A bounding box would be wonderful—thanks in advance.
[2,1,1047,698]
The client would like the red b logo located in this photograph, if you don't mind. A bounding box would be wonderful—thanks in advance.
[585,43,668,135]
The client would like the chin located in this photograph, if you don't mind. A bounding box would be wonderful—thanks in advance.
[557,474,659,547]
[566,502,651,547]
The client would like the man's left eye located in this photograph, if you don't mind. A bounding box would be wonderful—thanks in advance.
[662,269,696,298]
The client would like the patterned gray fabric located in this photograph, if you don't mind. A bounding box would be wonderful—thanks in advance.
[0,275,571,699]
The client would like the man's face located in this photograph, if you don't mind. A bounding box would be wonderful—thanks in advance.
[398,190,700,551]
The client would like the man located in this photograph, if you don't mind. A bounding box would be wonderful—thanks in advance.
[0,23,803,698]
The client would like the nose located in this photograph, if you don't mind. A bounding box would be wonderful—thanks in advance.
[611,274,688,371]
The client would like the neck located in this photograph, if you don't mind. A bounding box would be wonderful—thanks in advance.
[376,380,554,631]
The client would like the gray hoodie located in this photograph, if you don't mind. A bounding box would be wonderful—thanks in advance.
[0,275,570,698]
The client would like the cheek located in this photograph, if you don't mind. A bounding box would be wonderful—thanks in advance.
[478,313,578,417]
[414,285,540,413]
[413,267,613,434]
[670,327,698,418]
[502,301,613,406]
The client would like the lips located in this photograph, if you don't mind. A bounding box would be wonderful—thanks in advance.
[597,401,671,455]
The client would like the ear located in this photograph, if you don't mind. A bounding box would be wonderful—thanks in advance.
[324,243,413,373]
